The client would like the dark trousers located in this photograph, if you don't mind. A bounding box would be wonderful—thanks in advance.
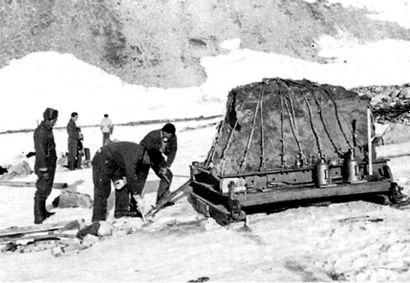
[92,166,111,222]
[68,138,78,170]
[135,163,173,203]
[77,153,83,168]
[35,166,56,201]
[115,186,130,213]
[103,133,110,146]
[112,167,129,214]
[91,153,129,222]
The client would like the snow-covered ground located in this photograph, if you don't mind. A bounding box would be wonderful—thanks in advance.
[1,1,410,281]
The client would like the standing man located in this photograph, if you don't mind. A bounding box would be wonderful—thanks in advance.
[33,108,58,224]
[67,112,79,170]
[91,141,152,222]
[137,123,177,205]
[100,114,113,146]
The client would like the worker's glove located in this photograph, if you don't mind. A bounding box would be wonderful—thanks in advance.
[113,177,127,190]
[159,167,168,176]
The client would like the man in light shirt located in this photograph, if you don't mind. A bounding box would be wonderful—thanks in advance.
[100,114,113,146]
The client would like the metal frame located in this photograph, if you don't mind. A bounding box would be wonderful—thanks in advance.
[190,159,395,224]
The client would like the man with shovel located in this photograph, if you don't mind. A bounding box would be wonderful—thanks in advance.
[136,123,177,207]
[91,141,149,222]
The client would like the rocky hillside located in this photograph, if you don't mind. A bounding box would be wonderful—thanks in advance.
[1,0,410,88]
[353,84,410,124]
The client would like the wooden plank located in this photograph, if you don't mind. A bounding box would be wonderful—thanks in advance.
[0,220,76,238]
[0,181,68,189]
[0,233,76,244]
[0,225,65,238]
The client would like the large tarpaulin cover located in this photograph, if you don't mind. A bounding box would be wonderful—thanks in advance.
[206,78,372,175]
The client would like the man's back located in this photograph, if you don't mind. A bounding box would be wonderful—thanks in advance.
[96,141,146,195]
[34,122,56,172]
[100,117,112,133]
[140,129,177,167]
[67,119,77,139]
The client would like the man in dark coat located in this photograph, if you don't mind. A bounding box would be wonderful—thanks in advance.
[33,107,58,224]
[91,141,154,222]
[67,112,79,170]
[137,123,177,205]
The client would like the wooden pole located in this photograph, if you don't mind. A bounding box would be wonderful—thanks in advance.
[0,181,68,189]
[367,107,373,175]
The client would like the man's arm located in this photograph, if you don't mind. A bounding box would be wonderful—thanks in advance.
[165,136,177,167]
[140,130,160,150]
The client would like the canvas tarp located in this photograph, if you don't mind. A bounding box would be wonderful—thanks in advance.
[205,78,372,175]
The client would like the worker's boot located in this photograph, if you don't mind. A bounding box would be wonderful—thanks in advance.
[114,210,141,219]
[156,170,174,207]
[41,200,55,219]
[34,198,45,224]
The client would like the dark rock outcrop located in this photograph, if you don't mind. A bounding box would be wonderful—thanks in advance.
[352,84,410,124]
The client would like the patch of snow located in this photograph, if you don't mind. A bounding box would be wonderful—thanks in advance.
[327,0,410,29]
[220,38,241,50]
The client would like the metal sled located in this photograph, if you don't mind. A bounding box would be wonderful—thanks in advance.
[189,158,403,225]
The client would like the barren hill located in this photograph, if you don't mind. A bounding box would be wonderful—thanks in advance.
[1,0,410,88]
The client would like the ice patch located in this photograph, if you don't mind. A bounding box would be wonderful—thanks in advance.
[220,38,241,50]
